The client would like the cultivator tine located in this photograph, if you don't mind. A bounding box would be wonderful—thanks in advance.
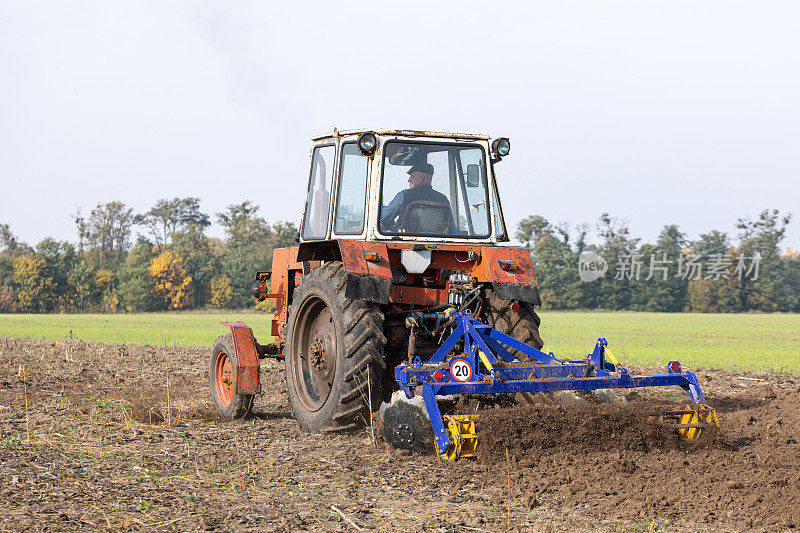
[440,415,479,460]
[653,404,719,439]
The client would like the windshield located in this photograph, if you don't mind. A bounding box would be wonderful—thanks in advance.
[379,142,491,238]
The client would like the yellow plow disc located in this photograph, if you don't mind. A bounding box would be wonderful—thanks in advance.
[441,415,479,460]
[654,404,719,439]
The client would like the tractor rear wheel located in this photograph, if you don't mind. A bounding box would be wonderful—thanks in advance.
[285,261,386,433]
[210,334,254,419]
[483,288,544,353]
[484,288,544,405]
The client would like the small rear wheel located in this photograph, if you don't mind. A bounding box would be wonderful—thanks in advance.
[210,334,254,419]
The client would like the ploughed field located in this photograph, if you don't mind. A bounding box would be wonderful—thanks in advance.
[1,335,800,531]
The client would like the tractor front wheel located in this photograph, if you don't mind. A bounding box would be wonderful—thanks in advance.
[209,334,254,419]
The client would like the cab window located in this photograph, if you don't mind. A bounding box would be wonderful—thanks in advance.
[379,142,491,238]
[302,144,335,240]
[334,143,369,235]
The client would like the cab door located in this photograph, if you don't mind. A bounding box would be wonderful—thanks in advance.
[300,143,337,241]
[331,140,371,239]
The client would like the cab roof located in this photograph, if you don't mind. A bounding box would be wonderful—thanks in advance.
[311,128,490,142]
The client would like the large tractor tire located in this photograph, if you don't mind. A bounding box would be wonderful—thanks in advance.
[210,334,255,419]
[483,289,544,405]
[285,261,386,433]
[483,288,544,353]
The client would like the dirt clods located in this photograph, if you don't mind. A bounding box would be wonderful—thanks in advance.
[2,337,800,531]
[471,373,800,530]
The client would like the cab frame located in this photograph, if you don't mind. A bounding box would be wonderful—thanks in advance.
[299,129,510,245]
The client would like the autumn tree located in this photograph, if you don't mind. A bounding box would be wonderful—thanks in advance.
[685,231,734,312]
[783,249,800,312]
[629,225,687,312]
[216,202,272,306]
[79,201,135,269]
[136,197,210,246]
[0,224,20,304]
[0,225,19,312]
[11,255,53,311]
[209,274,233,308]
[271,221,298,249]
[149,251,193,310]
[0,223,19,253]
[36,238,78,311]
[593,213,641,310]
[0,287,15,312]
[167,200,216,309]
[70,261,96,311]
[92,268,119,312]
[117,242,156,312]
[737,209,792,311]
[518,216,584,309]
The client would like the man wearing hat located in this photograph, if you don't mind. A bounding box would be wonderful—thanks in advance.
[380,162,456,233]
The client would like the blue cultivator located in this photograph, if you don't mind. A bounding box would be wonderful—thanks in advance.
[387,311,718,460]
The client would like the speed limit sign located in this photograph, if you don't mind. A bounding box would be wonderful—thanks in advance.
[449,358,473,382]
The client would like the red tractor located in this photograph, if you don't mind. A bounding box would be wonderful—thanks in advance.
[210,129,543,436]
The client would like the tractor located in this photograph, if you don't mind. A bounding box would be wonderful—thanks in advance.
[209,129,717,459]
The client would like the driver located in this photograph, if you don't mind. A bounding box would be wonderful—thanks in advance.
[380,163,455,231]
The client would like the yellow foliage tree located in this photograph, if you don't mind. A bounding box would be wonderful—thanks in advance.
[94,269,115,291]
[11,255,53,311]
[209,275,232,309]
[0,287,16,312]
[149,251,193,310]
[94,268,120,313]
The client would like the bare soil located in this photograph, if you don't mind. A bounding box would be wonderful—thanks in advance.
[1,336,799,531]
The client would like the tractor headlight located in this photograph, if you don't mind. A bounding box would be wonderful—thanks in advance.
[357,132,377,156]
[492,137,510,158]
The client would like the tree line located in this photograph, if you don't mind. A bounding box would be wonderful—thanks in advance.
[519,209,800,312]
[1,202,797,313]
[0,198,296,313]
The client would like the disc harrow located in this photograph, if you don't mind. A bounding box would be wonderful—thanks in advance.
[387,311,718,460]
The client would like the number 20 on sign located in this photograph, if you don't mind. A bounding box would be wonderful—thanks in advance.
[449,358,473,382]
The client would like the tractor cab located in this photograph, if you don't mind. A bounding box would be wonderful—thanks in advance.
[299,130,512,244]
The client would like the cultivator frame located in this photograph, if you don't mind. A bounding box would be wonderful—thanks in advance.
[393,311,718,459]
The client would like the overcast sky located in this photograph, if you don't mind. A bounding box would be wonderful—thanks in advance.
[1,1,798,248]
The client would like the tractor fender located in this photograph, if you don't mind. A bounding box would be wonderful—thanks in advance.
[472,246,542,306]
[474,246,539,286]
[296,240,392,304]
[220,321,261,395]
[337,240,392,304]
[491,282,542,306]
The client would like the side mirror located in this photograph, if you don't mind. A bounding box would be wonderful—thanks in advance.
[465,164,481,187]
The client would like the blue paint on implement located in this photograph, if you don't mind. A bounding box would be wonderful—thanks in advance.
[394,311,715,457]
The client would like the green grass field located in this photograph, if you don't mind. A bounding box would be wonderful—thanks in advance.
[0,312,276,348]
[537,311,800,373]
[1,311,798,372]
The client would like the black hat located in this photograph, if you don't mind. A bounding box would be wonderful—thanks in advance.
[407,162,434,176]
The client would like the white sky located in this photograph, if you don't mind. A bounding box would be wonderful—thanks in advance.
[1,1,798,248]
